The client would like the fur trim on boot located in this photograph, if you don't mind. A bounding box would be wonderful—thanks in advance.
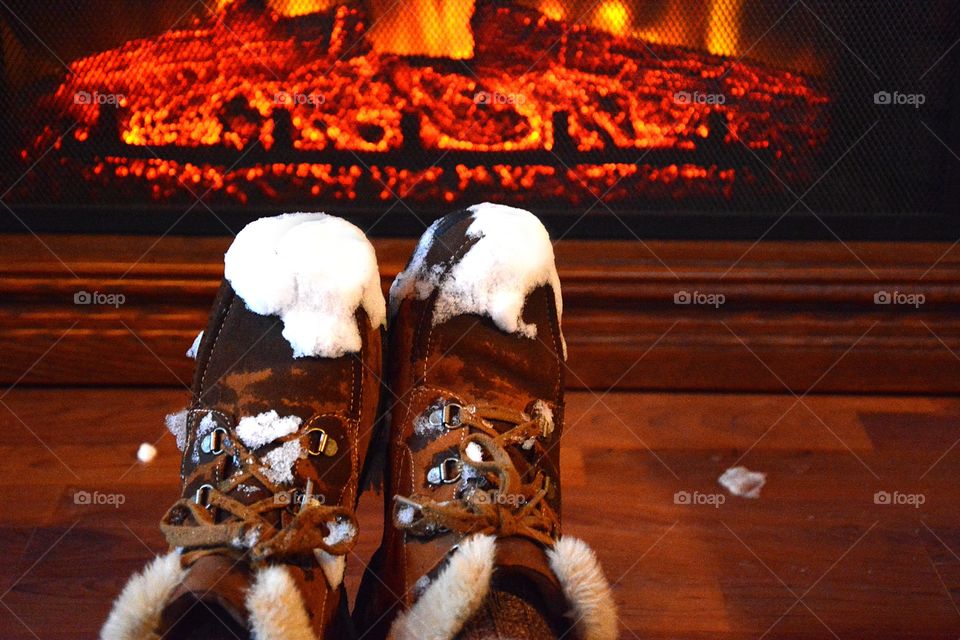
[246,566,317,640]
[387,535,617,640]
[547,537,618,640]
[388,534,496,640]
[100,550,187,640]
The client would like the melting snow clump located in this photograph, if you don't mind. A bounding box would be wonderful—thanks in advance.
[260,440,301,485]
[189,413,220,462]
[165,409,188,451]
[465,441,484,462]
[531,399,555,437]
[137,443,157,463]
[224,212,386,358]
[185,330,203,359]
[396,504,416,526]
[324,519,357,546]
[390,203,565,356]
[236,410,302,449]
[719,466,767,498]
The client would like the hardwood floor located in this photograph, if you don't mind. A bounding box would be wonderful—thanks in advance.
[2,389,959,638]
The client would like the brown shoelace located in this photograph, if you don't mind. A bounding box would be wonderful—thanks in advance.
[394,401,559,547]
[160,414,357,564]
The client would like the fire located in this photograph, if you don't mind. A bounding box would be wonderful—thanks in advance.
[16,0,828,208]
[705,0,745,56]
[367,0,476,59]
[217,0,338,17]
[268,0,341,17]
[594,0,631,36]
[633,0,743,57]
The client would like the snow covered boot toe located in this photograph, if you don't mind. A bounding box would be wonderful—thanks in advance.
[354,203,617,640]
[102,212,385,640]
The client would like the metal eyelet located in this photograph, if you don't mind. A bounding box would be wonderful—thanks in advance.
[200,427,228,455]
[429,403,463,429]
[427,457,462,485]
[195,483,215,507]
[307,428,338,457]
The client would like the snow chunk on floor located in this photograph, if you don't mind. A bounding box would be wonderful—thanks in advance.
[719,466,767,499]
[137,443,157,463]
[165,409,188,451]
[260,440,301,485]
[186,330,203,359]
[236,411,302,449]
[390,204,564,353]
[224,212,386,359]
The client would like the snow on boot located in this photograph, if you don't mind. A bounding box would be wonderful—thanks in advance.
[354,204,617,640]
[102,213,385,640]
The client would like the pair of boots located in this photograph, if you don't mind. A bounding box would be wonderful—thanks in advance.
[102,203,617,640]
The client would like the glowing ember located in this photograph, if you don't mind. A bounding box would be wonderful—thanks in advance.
[15,0,828,208]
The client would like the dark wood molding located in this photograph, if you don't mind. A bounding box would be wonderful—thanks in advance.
[2,234,959,392]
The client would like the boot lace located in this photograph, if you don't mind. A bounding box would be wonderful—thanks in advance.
[393,401,560,548]
[160,410,357,564]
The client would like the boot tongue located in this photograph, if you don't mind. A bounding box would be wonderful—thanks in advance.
[157,554,252,640]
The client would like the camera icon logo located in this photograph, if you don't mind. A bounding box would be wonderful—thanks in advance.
[874,91,892,105]
[873,490,891,505]
[874,291,891,304]
[674,91,691,104]
[74,91,92,105]
[673,490,691,505]
[473,91,491,105]
[674,291,692,304]
[73,490,92,505]
[74,291,92,304]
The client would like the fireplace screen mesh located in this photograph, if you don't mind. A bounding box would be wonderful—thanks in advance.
[1,0,958,233]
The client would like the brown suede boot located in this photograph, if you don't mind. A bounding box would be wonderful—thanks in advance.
[102,213,385,640]
[354,204,617,640]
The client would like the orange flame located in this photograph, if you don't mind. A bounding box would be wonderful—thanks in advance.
[367,0,476,58]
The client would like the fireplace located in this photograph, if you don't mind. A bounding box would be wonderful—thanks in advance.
[1,0,958,238]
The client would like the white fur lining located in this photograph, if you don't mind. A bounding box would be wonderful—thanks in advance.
[388,534,496,640]
[547,537,618,640]
[246,565,317,640]
[100,550,187,640]
[388,535,617,640]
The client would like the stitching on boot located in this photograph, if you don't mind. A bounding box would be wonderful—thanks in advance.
[199,295,235,394]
